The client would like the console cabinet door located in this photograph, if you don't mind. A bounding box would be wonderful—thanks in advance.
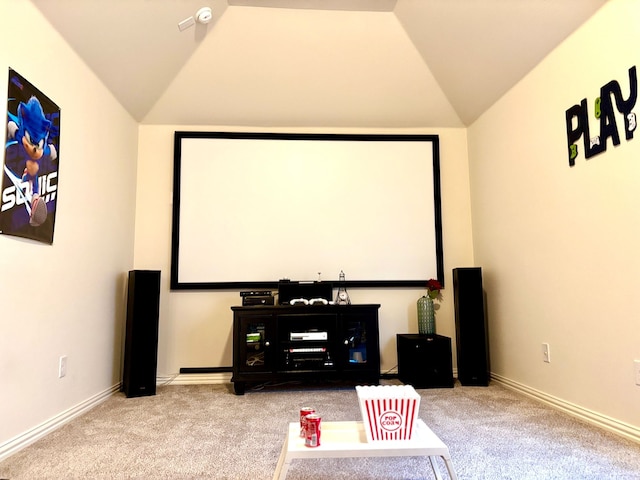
[235,314,276,373]
[339,312,380,374]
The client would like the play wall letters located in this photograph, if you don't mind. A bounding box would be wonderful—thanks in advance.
[565,65,637,167]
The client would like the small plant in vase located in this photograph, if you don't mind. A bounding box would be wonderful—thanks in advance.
[418,279,442,334]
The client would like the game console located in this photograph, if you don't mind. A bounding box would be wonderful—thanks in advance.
[241,290,274,306]
[243,296,274,306]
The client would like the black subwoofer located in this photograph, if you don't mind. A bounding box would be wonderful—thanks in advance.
[397,334,454,388]
[453,267,489,386]
[122,270,161,397]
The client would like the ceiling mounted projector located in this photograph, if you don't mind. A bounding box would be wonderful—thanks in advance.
[195,7,213,24]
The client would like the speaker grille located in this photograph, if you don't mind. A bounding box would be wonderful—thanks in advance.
[122,270,161,397]
[453,267,489,386]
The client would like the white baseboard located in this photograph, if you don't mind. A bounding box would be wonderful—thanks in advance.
[0,383,120,462]
[491,373,640,444]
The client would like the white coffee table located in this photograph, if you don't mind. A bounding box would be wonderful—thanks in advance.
[273,419,457,480]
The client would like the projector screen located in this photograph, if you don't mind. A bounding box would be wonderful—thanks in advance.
[170,132,443,290]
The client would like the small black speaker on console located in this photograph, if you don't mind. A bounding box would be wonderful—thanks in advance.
[122,270,160,398]
[453,267,489,386]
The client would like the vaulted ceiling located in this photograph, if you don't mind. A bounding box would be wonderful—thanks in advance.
[30,0,607,127]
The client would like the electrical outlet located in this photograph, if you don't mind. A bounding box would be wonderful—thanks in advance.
[634,360,640,386]
[542,343,551,363]
[58,355,67,378]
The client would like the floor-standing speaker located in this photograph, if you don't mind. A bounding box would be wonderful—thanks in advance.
[122,270,160,397]
[453,267,489,386]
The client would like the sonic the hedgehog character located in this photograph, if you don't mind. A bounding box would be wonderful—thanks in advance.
[6,96,57,226]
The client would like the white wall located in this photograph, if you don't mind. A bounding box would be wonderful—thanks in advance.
[0,0,138,453]
[467,0,640,428]
[134,126,473,377]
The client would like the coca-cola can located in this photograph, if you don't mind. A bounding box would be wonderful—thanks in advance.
[304,414,322,447]
[299,407,315,437]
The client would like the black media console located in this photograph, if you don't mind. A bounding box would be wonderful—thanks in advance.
[231,304,380,395]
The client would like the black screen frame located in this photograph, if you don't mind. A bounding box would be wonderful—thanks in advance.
[170,132,444,290]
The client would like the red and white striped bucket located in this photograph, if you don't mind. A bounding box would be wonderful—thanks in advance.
[356,385,421,442]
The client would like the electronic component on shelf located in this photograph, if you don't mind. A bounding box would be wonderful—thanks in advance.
[288,347,326,353]
[290,331,328,341]
[240,290,273,297]
[243,295,274,306]
[283,346,334,369]
[240,290,274,306]
[246,332,261,343]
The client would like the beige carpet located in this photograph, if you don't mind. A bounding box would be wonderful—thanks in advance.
[1,380,639,479]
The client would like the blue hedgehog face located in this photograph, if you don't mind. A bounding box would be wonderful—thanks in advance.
[18,96,52,161]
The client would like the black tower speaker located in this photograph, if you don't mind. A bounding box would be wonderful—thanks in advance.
[453,267,489,386]
[122,270,160,398]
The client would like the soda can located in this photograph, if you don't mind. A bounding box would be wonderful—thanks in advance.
[299,407,315,437]
[304,414,322,447]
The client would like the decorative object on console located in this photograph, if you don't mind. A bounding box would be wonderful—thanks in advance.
[417,279,442,334]
[335,270,351,305]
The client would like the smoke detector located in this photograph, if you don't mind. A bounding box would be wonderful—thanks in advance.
[195,7,213,24]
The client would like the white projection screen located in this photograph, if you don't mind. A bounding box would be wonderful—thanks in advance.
[170,132,443,290]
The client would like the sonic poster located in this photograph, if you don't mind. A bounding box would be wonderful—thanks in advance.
[1,69,60,244]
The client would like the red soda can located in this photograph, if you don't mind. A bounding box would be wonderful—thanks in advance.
[304,414,321,447]
[300,407,315,437]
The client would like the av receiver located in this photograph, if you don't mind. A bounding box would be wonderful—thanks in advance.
[283,346,334,370]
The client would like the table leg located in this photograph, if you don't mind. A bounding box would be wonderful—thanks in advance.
[428,456,443,480]
[442,456,458,480]
[272,431,291,480]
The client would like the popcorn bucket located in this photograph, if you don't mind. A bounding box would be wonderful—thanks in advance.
[356,385,421,442]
